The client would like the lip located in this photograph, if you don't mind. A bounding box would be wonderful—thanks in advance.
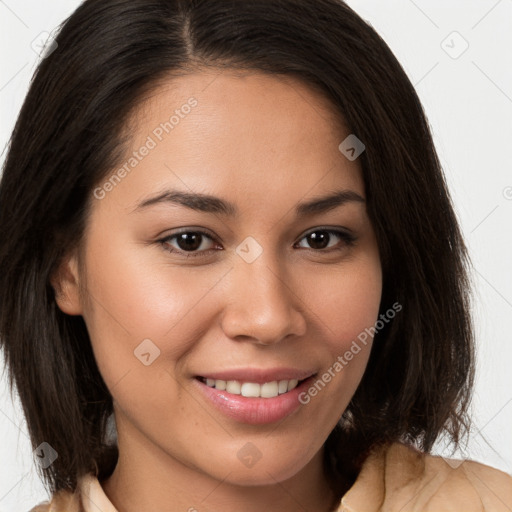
[193,370,317,425]
[196,367,316,384]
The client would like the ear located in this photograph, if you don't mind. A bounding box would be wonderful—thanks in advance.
[50,250,84,316]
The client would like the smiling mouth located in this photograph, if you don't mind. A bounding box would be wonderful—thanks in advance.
[196,376,311,398]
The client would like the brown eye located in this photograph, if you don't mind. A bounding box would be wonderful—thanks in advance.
[174,232,205,251]
[305,231,330,250]
[159,230,219,257]
[295,229,356,251]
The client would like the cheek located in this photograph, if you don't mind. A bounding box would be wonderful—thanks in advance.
[84,233,221,328]
[305,253,382,355]
[292,266,381,438]
[79,234,230,391]
[301,254,382,406]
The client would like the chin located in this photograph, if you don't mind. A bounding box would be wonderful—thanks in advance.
[204,448,317,487]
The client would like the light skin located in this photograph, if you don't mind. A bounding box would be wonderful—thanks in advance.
[52,69,382,512]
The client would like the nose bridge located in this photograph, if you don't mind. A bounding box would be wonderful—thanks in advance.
[220,241,306,344]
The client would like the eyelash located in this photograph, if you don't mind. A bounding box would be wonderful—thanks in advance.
[157,228,357,259]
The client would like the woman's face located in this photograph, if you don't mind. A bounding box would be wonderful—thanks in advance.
[56,70,382,487]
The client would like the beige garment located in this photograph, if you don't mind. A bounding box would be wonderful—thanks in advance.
[30,442,512,512]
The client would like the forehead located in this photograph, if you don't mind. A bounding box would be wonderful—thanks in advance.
[101,69,365,214]
[135,69,346,133]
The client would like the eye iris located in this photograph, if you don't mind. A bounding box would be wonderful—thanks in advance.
[177,232,202,251]
[307,231,330,249]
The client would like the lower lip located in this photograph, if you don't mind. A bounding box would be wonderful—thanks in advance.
[193,376,316,425]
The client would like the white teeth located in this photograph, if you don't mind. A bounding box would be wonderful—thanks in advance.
[226,380,241,394]
[241,382,260,397]
[203,378,302,397]
[260,381,279,398]
[287,379,298,391]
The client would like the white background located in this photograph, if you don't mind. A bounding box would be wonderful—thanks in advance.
[1,1,511,510]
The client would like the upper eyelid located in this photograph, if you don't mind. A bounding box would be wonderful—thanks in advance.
[161,225,351,240]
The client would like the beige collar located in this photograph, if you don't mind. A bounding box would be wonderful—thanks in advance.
[38,442,512,512]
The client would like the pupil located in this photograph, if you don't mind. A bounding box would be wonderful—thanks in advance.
[177,233,202,251]
[308,231,329,249]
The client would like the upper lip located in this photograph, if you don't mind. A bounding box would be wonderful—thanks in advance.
[196,367,316,384]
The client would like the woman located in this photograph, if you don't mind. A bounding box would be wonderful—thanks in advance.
[0,0,510,511]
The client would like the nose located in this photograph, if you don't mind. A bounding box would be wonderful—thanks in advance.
[220,252,307,346]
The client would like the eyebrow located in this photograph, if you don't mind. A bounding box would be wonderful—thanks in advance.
[131,188,365,217]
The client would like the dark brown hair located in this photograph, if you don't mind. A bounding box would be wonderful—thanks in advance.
[0,0,474,498]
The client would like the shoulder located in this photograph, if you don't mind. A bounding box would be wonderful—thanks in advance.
[28,486,82,512]
[340,441,512,511]
[28,473,115,512]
